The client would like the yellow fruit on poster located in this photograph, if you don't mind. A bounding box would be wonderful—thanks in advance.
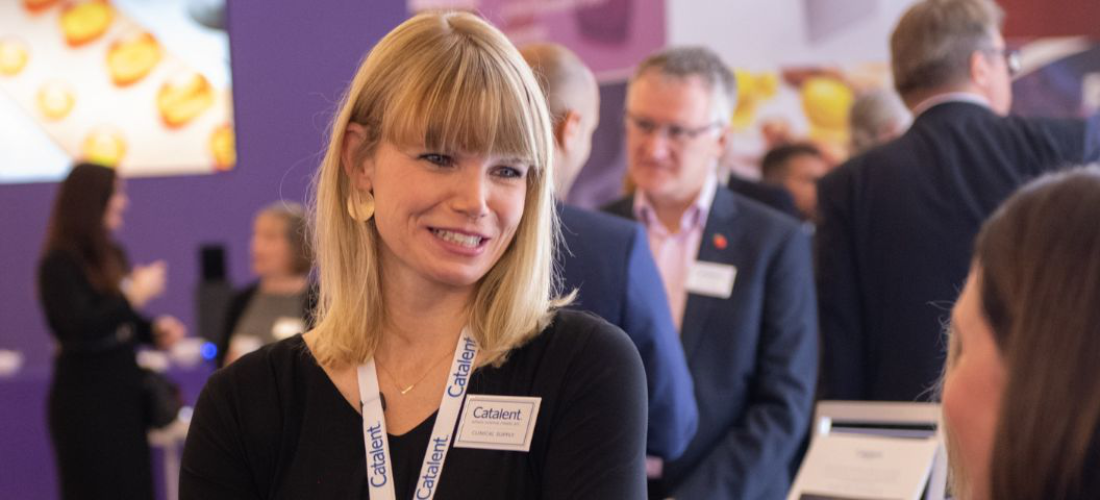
[210,124,235,170]
[107,31,162,86]
[82,126,126,166]
[0,39,30,76]
[731,69,780,129]
[801,76,853,130]
[157,71,214,128]
[60,1,115,47]
[37,81,75,120]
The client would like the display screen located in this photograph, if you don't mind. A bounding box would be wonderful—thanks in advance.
[0,0,234,184]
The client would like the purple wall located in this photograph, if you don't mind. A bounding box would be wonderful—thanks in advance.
[0,1,406,497]
[0,0,406,368]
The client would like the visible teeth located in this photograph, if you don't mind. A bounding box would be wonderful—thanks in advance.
[432,229,482,248]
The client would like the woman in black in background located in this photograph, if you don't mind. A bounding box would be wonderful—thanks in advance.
[38,163,185,499]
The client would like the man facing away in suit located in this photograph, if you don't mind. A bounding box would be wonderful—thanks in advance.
[603,46,818,499]
[520,43,698,462]
[816,0,1100,403]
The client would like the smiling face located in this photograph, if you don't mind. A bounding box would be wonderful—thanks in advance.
[943,268,1007,500]
[347,132,528,293]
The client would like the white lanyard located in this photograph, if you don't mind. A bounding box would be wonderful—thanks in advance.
[358,330,479,500]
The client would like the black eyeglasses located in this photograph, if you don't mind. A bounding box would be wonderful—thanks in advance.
[984,47,1022,77]
[624,113,721,143]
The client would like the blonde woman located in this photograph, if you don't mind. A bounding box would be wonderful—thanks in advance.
[180,12,647,499]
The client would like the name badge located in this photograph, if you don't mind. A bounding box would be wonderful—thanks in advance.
[685,261,736,299]
[454,395,541,452]
[272,317,306,340]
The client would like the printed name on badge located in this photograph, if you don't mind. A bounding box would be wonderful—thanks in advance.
[454,395,541,452]
[686,261,736,298]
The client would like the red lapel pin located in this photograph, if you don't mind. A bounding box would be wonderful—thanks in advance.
[713,233,728,250]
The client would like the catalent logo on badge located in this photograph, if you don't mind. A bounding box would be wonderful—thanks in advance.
[446,336,477,398]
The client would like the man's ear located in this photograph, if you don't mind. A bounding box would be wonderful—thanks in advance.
[970,50,992,89]
[555,110,583,153]
[713,126,731,159]
[343,122,373,192]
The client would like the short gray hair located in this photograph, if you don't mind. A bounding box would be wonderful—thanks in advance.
[890,0,1004,99]
[849,89,911,154]
[633,46,737,123]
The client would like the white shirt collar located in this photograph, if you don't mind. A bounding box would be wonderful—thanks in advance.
[911,92,990,117]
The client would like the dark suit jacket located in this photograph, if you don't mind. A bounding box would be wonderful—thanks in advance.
[816,101,1100,402]
[557,204,697,460]
[604,189,818,499]
[728,174,801,220]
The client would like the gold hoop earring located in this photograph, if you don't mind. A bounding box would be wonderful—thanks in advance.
[347,190,375,222]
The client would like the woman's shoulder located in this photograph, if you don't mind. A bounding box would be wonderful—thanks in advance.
[548,308,634,343]
[39,248,79,271]
[523,309,643,373]
[37,249,90,291]
[205,335,313,400]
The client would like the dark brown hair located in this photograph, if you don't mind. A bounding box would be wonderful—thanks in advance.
[760,142,823,182]
[974,166,1100,499]
[41,163,124,294]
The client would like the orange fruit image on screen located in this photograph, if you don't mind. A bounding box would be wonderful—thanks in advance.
[157,71,214,128]
[107,31,162,86]
[0,39,30,76]
[210,124,235,170]
[60,1,115,47]
[37,81,75,120]
[82,127,126,166]
[23,0,62,13]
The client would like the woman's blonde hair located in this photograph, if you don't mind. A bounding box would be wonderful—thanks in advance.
[309,11,564,369]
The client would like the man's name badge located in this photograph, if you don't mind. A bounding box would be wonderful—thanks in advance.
[686,261,737,299]
[454,395,541,452]
[686,260,739,298]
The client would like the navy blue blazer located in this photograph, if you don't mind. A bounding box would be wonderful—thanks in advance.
[604,189,818,499]
[557,204,698,460]
[816,101,1100,402]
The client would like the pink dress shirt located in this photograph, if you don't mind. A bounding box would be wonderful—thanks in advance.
[633,173,718,331]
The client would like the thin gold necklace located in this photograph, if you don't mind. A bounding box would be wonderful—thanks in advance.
[376,346,456,395]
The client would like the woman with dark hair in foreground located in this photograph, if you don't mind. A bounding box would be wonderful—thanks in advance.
[944,165,1100,500]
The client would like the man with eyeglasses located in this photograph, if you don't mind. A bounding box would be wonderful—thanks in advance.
[817,0,1100,404]
[604,46,818,499]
